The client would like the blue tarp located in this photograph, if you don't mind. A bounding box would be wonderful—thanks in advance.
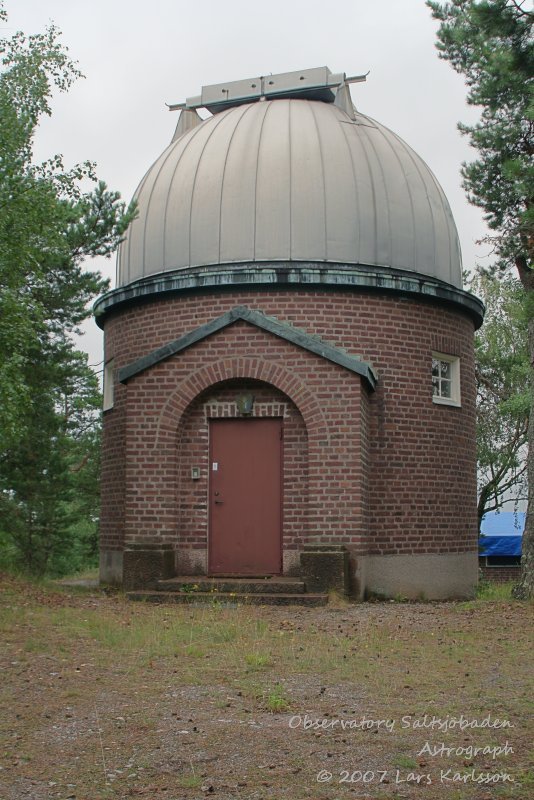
[479,512,525,556]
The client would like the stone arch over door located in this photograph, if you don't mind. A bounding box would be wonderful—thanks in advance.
[174,377,309,576]
[155,356,330,448]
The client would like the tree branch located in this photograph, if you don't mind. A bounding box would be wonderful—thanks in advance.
[507,0,534,20]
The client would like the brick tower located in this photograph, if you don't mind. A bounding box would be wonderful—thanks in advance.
[95,67,484,599]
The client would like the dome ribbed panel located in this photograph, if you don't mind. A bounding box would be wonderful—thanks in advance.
[314,103,359,263]
[382,125,436,276]
[219,103,269,263]
[116,163,157,283]
[289,100,326,260]
[431,172,462,286]
[121,148,172,282]
[189,106,250,267]
[254,100,291,260]
[354,118,391,266]
[165,115,227,271]
[142,143,182,275]
[367,120,417,271]
[117,98,463,288]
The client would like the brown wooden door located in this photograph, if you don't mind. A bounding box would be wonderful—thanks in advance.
[209,418,282,575]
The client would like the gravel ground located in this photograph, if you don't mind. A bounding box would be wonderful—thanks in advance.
[1,576,532,800]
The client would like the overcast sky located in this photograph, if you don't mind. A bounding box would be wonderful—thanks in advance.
[6,0,492,365]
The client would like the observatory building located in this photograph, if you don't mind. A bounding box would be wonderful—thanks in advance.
[95,67,484,600]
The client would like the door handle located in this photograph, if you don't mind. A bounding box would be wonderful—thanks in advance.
[214,499,224,505]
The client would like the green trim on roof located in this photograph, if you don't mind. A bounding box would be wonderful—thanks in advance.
[118,305,377,390]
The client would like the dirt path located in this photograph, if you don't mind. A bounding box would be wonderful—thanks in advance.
[0,576,532,799]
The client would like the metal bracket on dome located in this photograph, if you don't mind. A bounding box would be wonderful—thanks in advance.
[167,66,367,115]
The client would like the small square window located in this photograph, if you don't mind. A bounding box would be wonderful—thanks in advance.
[432,353,460,407]
[103,359,115,411]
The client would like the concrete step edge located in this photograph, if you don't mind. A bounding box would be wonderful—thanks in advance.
[156,579,307,594]
[127,590,328,606]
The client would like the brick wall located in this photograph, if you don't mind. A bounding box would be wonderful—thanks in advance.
[479,562,521,583]
[479,565,521,583]
[100,289,477,568]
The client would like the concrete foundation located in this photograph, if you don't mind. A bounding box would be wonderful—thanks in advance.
[300,546,350,595]
[360,552,478,600]
[123,544,175,590]
[99,550,123,585]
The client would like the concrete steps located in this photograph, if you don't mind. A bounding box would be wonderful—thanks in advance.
[158,576,307,594]
[126,576,328,606]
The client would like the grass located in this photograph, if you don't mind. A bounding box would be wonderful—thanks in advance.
[177,775,203,788]
[244,652,271,670]
[476,579,516,600]
[393,754,418,769]
[457,580,518,609]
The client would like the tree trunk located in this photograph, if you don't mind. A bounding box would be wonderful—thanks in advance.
[513,257,533,599]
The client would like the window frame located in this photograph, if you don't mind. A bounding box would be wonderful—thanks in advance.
[431,352,461,408]
[482,555,522,568]
[103,359,115,412]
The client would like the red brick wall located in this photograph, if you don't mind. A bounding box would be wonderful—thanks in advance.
[479,563,521,583]
[99,393,125,553]
[100,289,477,566]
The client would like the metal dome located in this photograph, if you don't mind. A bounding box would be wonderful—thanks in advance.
[117,91,462,289]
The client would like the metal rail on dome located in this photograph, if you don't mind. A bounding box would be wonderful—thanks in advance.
[167,66,368,115]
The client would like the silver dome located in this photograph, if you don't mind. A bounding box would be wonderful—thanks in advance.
[117,98,462,288]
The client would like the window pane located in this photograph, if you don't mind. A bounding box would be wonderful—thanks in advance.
[440,360,451,379]
[432,359,440,377]
[440,379,452,398]
[432,377,440,395]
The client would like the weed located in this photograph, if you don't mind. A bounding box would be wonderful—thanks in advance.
[184,644,204,658]
[264,683,290,713]
[394,754,418,769]
[254,619,268,636]
[327,590,351,607]
[177,775,202,788]
[244,652,271,670]
[476,581,515,601]
[460,580,519,608]
[23,637,49,653]
[180,583,200,594]
[212,623,238,643]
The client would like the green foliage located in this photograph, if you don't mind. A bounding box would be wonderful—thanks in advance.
[427,0,533,269]
[472,272,529,525]
[475,579,516,600]
[0,4,135,452]
[0,4,135,575]
[263,683,291,713]
[0,349,102,576]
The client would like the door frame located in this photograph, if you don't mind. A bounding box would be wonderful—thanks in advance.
[207,417,284,576]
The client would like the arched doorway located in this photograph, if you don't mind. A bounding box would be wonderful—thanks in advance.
[175,379,308,576]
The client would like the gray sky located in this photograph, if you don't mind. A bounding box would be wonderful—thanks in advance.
[7,0,492,365]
